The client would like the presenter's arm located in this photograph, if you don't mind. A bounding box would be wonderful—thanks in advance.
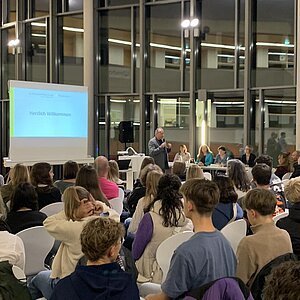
[148,139,164,157]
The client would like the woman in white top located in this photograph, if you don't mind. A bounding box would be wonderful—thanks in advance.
[173,144,191,163]
[0,195,25,270]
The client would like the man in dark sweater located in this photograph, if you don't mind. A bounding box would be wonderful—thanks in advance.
[50,217,140,300]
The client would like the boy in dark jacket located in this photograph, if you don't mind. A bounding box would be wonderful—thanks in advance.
[50,217,140,300]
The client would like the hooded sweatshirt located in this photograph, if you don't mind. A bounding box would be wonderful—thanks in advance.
[50,263,140,300]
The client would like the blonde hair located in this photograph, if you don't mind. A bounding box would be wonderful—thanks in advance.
[63,186,92,221]
[11,164,30,186]
[107,160,120,183]
[285,177,300,203]
[197,144,212,160]
[186,164,204,180]
[144,170,163,207]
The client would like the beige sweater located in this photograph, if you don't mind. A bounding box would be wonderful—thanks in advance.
[44,204,119,279]
[236,222,293,287]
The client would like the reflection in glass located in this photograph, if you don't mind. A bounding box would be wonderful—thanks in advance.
[58,15,83,85]
[109,97,140,158]
[99,9,132,93]
[200,0,235,89]
[157,97,190,160]
[107,0,138,6]
[253,0,294,87]
[59,0,83,13]
[32,0,49,18]
[7,0,16,22]
[2,27,16,98]
[147,3,181,92]
[26,20,47,82]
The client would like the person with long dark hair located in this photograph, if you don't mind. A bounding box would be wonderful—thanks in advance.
[132,174,192,283]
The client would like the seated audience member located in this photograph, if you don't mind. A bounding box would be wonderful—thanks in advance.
[275,152,291,179]
[50,218,140,300]
[54,160,79,194]
[28,186,119,300]
[241,145,256,167]
[75,165,110,207]
[133,157,155,189]
[108,160,125,187]
[173,144,191,163]
[30,162,61,210]
[128,170,163,235]
[212,175,243,230]
[214,146,229,165]
[6,183,47,234]
[263,261,300,300]
[251,163,285,212]
[227,159,251,199]
[127,164,162,216]
[254,155,280,187]
[236,189,293,288]
[186,164,204,180]
[290,150,300,170]
[290,155,300,179]
[94,156,119,200]
[276,177,300,259]
[172,161,186,181]
[0,195,25,269]
[145,179,236,300]
[196,144,214,166]
[0,164,30,205]
[133,174,193,283]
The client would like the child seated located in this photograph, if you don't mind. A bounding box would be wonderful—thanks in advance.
[50,217,140,300]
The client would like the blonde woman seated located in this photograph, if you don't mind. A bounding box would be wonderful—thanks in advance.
[186,164,205,180]
[128,170,163,235]
[195,144,214,166]
[28,186,119,300]
[108,160,125,187]
[173,144,191,163]
[132,174,193,284]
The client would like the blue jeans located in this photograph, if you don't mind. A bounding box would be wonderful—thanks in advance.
[28,270,60,300]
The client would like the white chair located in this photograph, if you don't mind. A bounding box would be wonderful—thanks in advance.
[221,219,247,254]
[273,211,289,224]
[109,188,124,215]
[282,172,292,180]
[139,231,194,297]
[203,172,212,181]
[16,226,55,276]
[39,202,64,216]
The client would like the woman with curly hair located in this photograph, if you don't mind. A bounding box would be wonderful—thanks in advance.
[132,174,193,283]
[227,159,251,199]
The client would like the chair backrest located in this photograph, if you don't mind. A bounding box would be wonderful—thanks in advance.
[250,253,297,300]
[156,231,194,283]
[221,219,247,254]
[109,188,124,215]
[16,226,55,276]
[282,172,292,180]
[39,202,64,216]
[203,172,212,181]
[272,211,289,224]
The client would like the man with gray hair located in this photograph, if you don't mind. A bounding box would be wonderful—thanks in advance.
[148,128,172,172]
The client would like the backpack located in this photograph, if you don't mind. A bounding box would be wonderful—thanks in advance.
[0,261,31,300]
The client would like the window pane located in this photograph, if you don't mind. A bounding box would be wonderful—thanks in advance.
[253,0,294,87]
[58,0,83,13]
[7,0,16,22]
[263,88,296,166]
[107,0,138,6]
[147,3,182,92]
[58,15,84,85]
[2,27,16,98]
[157,97,190,161]
[200,0,235,89]
[99,9,132,93]
[25,20,47,82]
[32,0,49,18]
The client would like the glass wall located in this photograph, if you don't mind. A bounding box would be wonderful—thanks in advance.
[58,0,83,13]
[58,15,84,85]
[252,0,295,87]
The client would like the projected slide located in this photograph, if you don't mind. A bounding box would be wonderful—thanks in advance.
[10,87,87,138]
[8,80,89,163]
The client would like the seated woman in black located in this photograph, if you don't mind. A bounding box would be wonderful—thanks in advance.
[6,182,47,234]
[241,145,256,167]
[30,162,62,210]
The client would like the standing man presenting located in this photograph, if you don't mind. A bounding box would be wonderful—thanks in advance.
[148,128,172,172]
